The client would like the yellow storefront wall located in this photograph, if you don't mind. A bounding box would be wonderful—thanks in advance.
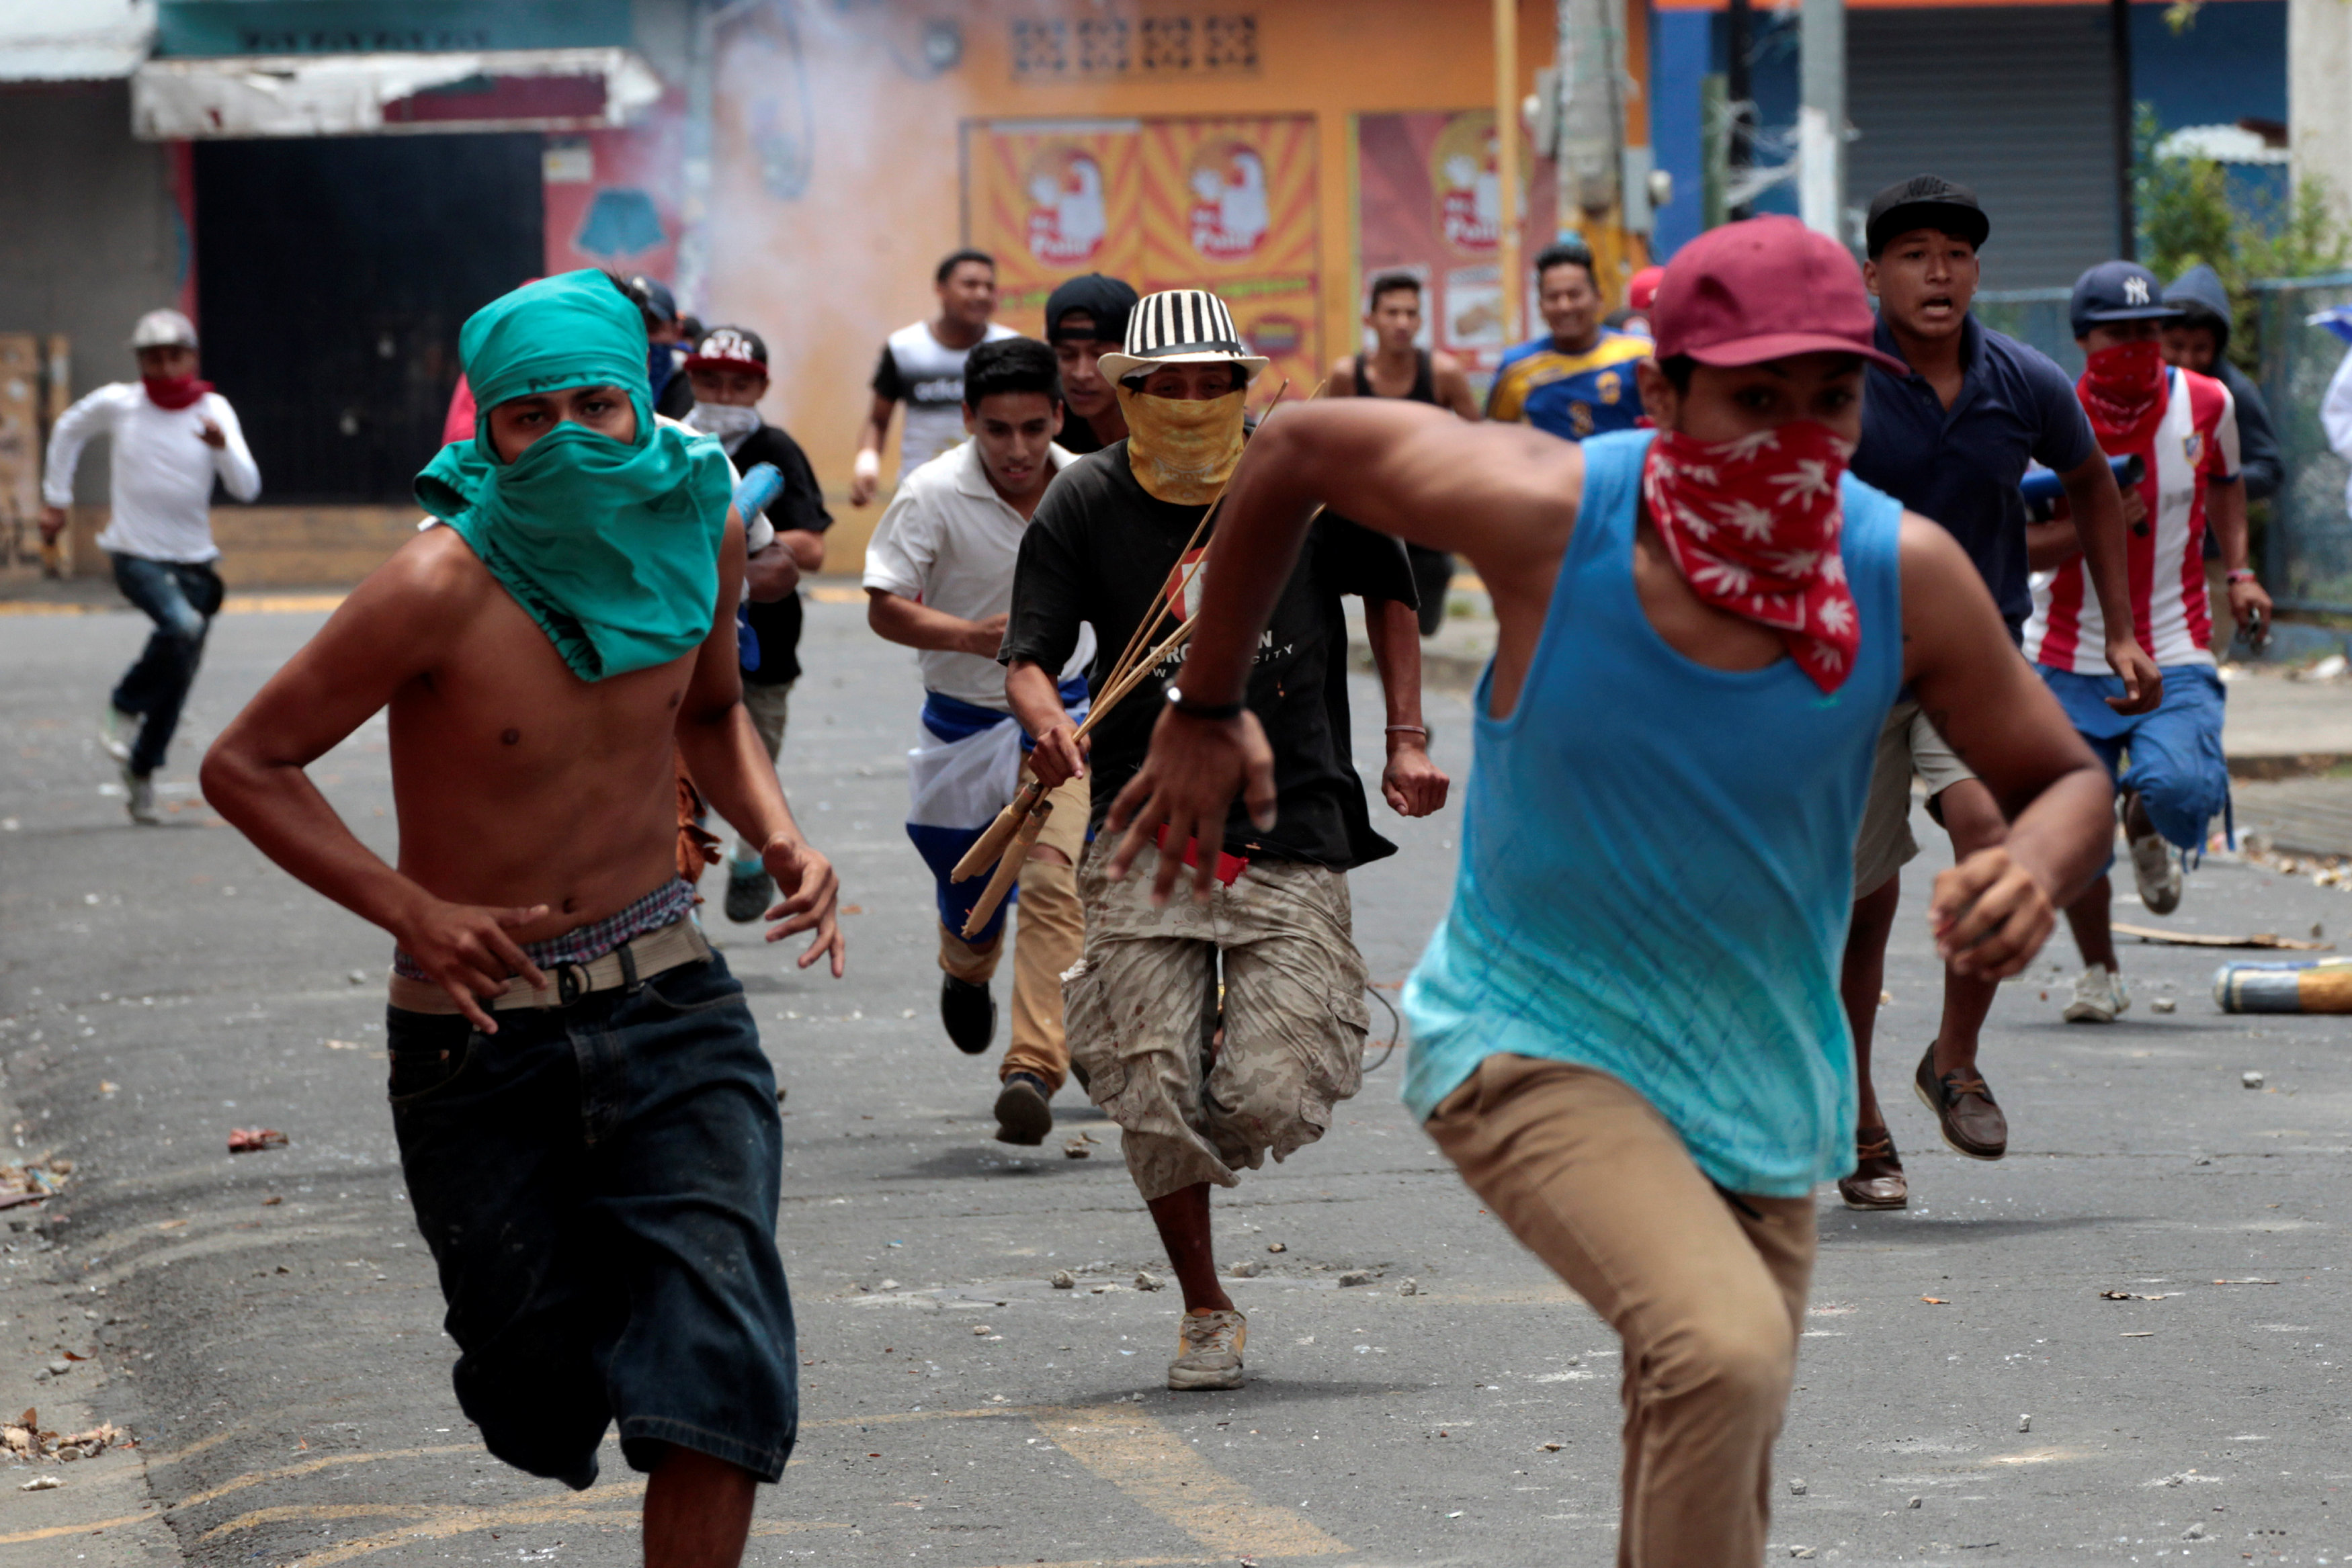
[700,0,1574,571]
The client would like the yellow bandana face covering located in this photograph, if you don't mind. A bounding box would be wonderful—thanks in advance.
[1116,386,1247,504]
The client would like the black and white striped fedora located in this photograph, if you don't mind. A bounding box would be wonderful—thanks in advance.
[1099,288,1269,385]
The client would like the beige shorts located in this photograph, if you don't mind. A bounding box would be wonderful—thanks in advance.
[1853,699,1978,898]
[1063,842,1369,1202]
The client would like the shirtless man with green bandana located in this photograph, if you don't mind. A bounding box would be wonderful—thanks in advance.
[203,271,842,1568]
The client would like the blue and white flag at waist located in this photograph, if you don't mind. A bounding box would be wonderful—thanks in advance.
[906,677,1088,941]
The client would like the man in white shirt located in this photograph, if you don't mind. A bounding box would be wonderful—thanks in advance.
[40,308,261,823]
[864,337,1093,1145]
[2322,329,2352,521]
[847,249,1016,506]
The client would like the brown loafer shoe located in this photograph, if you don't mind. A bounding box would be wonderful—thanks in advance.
[1838,1127,1908,1210]
[1914,1045,2007,1160]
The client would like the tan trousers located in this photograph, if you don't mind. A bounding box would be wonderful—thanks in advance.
[935,772,1089,1094]
[1425,1055,1815,1567]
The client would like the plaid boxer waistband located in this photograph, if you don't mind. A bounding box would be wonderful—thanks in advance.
[386,914,714,1015]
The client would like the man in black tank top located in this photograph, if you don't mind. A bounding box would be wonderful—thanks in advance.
[1326,273,1480,634]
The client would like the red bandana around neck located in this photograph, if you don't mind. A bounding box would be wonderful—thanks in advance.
[1639,421,1862,693]
[2076,340,2168,447]
[142,374,214,411]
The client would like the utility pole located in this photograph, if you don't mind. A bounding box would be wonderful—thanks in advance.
[1555,0,1633,302]
[2109,0,2136,258]
[1496,0,1523,342]
[1726,0,1754,220]
[1798,0,1845,242]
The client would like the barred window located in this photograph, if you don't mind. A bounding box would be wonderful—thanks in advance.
[1011,12,1255,79]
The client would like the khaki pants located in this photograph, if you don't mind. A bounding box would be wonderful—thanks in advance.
[1425,1055,1815,1567]
[936,772,1089,1093]
[732,681,795,865]
[1064,842,1368,1202]
[1852,697,1978,898]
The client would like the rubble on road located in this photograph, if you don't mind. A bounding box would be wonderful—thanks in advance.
[3,1411,130,1465]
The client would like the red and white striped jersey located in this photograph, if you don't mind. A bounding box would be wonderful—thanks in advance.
[2025,366,2238,674]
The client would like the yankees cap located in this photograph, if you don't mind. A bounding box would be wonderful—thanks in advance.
[2069,260,2181,339]
[1863,175,1990,258]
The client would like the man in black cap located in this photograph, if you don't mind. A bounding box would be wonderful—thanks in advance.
[680,325,836,922]
[1837,175,2154,1211]
[1043,273,1140,454]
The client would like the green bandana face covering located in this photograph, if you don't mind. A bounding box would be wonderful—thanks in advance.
[415,271,732,682]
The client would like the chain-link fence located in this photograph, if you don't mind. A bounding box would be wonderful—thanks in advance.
[2254,272,2352,613]
[1976,279,2352,615]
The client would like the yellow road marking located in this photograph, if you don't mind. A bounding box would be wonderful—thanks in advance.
[0,1510,155,1547]
[169,1442,479,1513]
[0,593,347,617]
[222,593,347,614]
[1031,1402,1349,1559]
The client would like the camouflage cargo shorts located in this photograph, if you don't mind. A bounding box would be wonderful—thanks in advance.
[1064,842,1370,1202]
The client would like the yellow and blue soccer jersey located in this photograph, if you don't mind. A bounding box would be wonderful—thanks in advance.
[1486,329,1652,442]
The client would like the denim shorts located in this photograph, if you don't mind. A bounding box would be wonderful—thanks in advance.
[2037,662,2231,857]
[386,954,796,1489]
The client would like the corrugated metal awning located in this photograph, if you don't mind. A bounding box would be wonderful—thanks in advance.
[130,46,661,138]
[0,0,155,81]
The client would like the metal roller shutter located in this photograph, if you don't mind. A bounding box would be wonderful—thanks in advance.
[1846,6,2121,289]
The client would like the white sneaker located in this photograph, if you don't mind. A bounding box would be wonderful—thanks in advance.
[2062,965,2129,1024]
[122,768,159,826]
[1168,1308,1247,1391]
[2126,799,2183,916]
[98,705,139,763]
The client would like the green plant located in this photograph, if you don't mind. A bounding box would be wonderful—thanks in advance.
[2134,103,2352,372]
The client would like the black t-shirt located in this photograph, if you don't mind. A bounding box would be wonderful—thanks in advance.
[735,423,833,687]
[1001,443,1416,870]
[1056,415,1109,455]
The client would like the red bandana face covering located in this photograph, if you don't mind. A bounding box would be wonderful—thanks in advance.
[1639,420,1862,693]
[141,374,214,411]
[2076,340,2168,446]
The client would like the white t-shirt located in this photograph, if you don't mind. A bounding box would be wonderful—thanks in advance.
[863,438,1093,711]
[871,320,1018,482]
[42,383,261,563]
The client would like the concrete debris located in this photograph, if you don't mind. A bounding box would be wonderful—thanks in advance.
[1267,1242,1286,1253]
[1063,1139,1091,1159]
[2183,1523,2207,1540]
[878,1279,900,1291]
[1227,1260,1261,1279]
[972,1324,992,1336]
[1540,1442,1564,1452]
[228,1127,287,1153]
[2151,998,2177,1013]
[19,1475,60,1491]
[2242,1071,2265,1089]
[1787,1477,1807,1495]
[1398,1278,1419,1296]
[1134,1271,1164,1292]
[1050,1270,1075,1289]
[1338,1270,1373,1287]
[1907,1497,1923,1509]
[1790,1549,1816,1559]
[2017,1414,2032,1432]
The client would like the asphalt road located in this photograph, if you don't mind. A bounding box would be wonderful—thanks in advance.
[1,593,2349,1567]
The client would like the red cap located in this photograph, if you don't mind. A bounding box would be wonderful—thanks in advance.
[1626,265,1665,312]
[1652,216,1906,374]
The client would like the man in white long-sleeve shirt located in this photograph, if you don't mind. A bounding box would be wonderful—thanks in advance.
[2324,335,2352,517]
[40,308,260,823]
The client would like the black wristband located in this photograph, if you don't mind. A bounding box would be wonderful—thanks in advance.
[1165,685,1245,722]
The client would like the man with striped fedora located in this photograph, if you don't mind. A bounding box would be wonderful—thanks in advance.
[1000,288,1446,1392]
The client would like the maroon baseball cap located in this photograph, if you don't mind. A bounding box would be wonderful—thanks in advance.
[1652,216,1906,374]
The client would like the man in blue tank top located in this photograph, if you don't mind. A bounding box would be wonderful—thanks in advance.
[1097,218,2117,1565]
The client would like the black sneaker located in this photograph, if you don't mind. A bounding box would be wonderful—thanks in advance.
[724,865,774,924]
[941,974,995,1055]
[993,1071,1053,1145]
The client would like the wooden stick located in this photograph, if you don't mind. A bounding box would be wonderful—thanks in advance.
[949,775,1043,883]
[960,799,1052,937]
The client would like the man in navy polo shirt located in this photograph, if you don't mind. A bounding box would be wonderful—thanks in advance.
[1838,175,2155,1211]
